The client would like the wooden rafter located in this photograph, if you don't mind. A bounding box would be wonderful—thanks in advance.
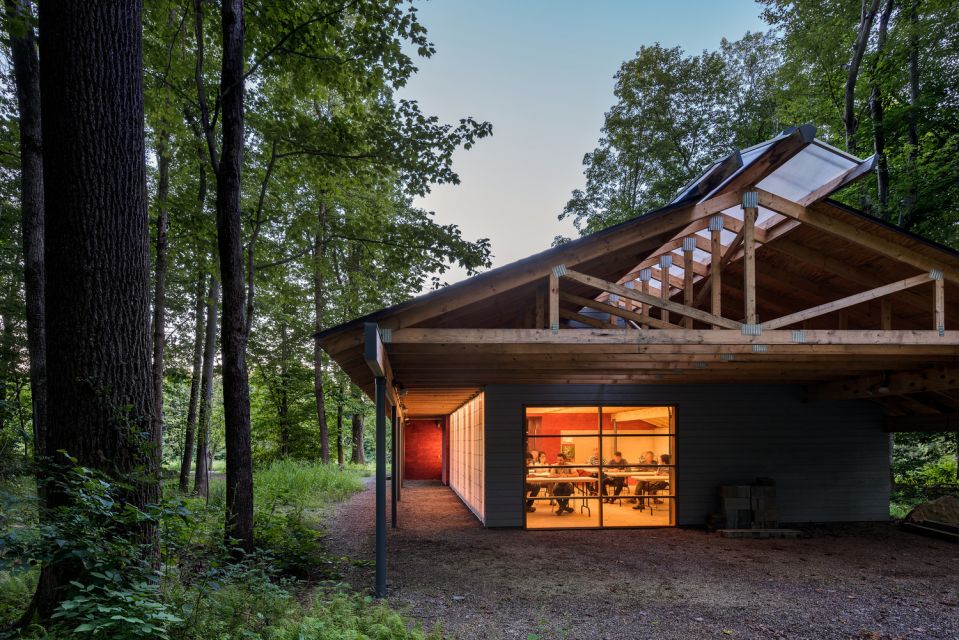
[559,267,741,329]
[559,291,683,330]
[762,272,938,330]
[761,239,933,314]
[693,224,746,309]
[755,188,959,284]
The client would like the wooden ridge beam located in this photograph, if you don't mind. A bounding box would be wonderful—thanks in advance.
[388,328,959,346]
[702,125,816,199]
[560,267,742,329]
[762,272,937,330]
[807,366,959,401]
[386,344,959,361]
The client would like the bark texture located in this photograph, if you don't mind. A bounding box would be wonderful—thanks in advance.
[36,0,154,617]
[151,130,171,443]
[869,0,894,211]
[351,391,365,465]
[844,0,881,154]
[194,275,219,498]
[179,271,206,493]
[5,0,46,460]
[215,0,253,551]
[313,202,329,463]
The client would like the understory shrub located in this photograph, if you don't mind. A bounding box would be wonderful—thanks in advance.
[0,460,413,640]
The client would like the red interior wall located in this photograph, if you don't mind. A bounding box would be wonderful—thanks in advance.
[527,413,659,461]
[404,419,443,480]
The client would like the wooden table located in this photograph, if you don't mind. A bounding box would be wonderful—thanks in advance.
[526,476,598,515]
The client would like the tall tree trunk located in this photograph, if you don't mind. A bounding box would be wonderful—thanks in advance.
[336,395,345,467]
[351,388,365,464]
[151,129,171,445]
[844,0,881,154]
[5,0,46,464]
[35,0,154,619]
[194,275,219,498]
[278,318,290,457]
[313,201,329,463]
[179,271,206,493]
[869,0,894,212]
[903,0,920,227]
[215,0,254,551]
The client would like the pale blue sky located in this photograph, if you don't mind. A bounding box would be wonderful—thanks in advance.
[402,1,768,283]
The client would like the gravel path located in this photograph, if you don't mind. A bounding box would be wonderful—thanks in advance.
[327,479,959,640]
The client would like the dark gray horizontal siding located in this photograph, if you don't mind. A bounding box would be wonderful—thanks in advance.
[484,384,889,528]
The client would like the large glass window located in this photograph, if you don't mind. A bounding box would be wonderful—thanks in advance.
[524,406,675,529]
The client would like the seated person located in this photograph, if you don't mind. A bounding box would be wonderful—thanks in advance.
[525,452,541,512]
[601,450,629,502]
[645,453,670,500]
[585,447,604,493]
[550,453,576,515]
[632,450,659,509]
[535,451,553,503]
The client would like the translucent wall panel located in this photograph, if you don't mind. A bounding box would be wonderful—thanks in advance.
[449,393,484,521]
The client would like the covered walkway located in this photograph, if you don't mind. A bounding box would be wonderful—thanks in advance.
[327,480,958,640]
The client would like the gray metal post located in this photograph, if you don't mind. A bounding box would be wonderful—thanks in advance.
[374,376,387,597]
[390,403,397,528]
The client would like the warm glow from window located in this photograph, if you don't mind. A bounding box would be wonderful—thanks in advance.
[524,405,675,529]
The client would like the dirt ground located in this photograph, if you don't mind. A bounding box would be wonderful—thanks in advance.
[325,479,959,640]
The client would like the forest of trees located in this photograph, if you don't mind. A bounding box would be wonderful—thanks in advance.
[0,0,956,635]
[562,0,959,244]
[0,0,493,627]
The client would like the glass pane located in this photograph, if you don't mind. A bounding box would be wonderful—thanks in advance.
[601,406,674,435]
[600,435,673,469]
[525,493,601,529]
[526,407,599,436]
[527,435,601,468]
[602,496,674,527]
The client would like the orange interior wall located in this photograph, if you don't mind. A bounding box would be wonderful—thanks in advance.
[404,419,443,480]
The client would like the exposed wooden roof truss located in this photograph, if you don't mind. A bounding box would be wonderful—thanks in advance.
[318,126,959,426]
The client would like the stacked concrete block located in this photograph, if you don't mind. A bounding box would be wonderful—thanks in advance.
[719,481,778,529]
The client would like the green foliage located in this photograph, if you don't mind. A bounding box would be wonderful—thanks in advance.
[891,431,958,516]
[561,33,781,233]
[0,465,184,639]
[0,461,418,640]
[255,460,368,511]
[268,589,442,640]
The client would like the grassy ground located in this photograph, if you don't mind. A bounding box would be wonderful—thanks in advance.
[0,461,441,640]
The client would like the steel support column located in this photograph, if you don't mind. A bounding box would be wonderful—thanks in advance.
[390,403,397,529]
[374,375,387,597]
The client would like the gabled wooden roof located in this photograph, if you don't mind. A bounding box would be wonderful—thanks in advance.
[319,125,959,424]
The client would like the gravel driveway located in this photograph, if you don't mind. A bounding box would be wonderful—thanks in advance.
[326,479,959,640]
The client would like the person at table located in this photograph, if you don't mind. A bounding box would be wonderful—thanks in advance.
[601,451,629,502]
[585,447,604,494]
[550,452,575,515]
[535,451,554,504]
[632,451,659,509]
[525,452,541,513]
[644,454,670,502]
